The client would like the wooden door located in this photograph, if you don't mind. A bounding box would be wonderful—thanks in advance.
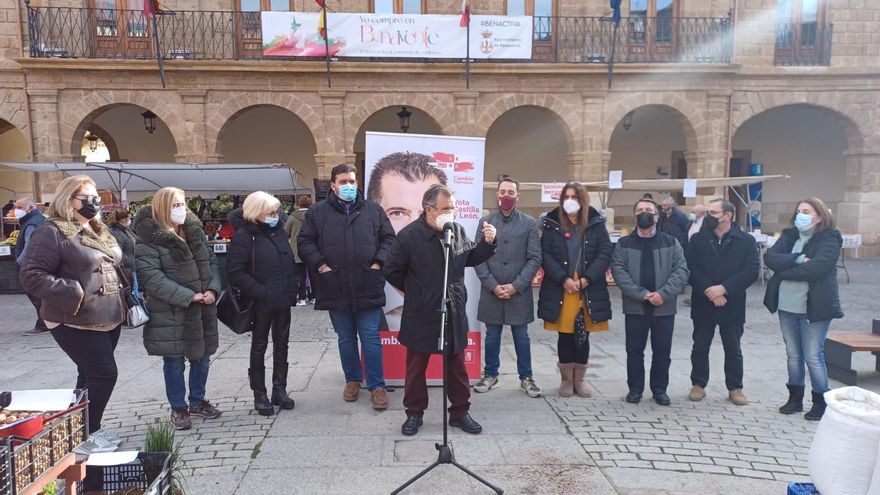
[508,0,557,62]
[90,0,151,59]
[627,0,678,62]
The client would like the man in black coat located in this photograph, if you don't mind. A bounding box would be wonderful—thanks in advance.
[687,198,759,406]
[383,184,497,436]
[660,196,690,252]
[297,164,397,410]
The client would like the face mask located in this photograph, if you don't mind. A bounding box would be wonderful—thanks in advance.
[76,197,100,220]
[13,208,27,219]
[702,215,720,231]
[337,183,357,202]
[170,206,187,225]
[562,199,580,214]
[499,195,517,211]
[121,219,131,227]
[435,212,455,230]
[636,212,655,229]
[264,216,279,228]
[688,213,696,222]
[794,212,814,232]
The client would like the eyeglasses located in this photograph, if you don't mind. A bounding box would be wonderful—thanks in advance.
[74,194,100,204]
[706,210,724,217]
[171,202,186,208]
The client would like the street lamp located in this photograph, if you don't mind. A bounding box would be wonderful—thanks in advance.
[85,131,99,152]
[396,106,412,133]
[622,111,635,131]
[141,110,157,134]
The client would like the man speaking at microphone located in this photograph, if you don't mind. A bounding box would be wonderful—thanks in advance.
[383,184,497,436]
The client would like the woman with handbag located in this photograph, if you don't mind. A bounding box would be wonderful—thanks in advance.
[537,183,613,398]
[134,187,223,431]
[226,191,301,416]
[19,175,127,454]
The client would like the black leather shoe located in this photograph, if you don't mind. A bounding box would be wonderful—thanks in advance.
[653,393,671,406]
[449,414,482,434]
[401,415,423,436]
[625,391,642,404]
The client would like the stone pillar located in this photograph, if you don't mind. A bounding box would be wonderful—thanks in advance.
[838,150,880,257]
[28,89,63,162]
[574,91,608,182]
[453,92,479,137]
[318,90,348,177]
[689,91,732,205]
[176,90,208,163]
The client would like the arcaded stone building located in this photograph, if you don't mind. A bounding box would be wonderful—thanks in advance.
[0,0,878,254]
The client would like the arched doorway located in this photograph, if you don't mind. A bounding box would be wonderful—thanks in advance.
[608,105,694,223]
[731,104,850,234]
[216,105,318,195]
[353,106,443,180]
[0,119,31,206]
[484,105,570,217]
[72,104,177,162]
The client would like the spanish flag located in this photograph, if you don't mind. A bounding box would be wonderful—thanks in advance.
[317,0,327,39]
[460,0,471,27]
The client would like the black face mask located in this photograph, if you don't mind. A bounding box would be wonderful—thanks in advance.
[702,215,720,231]
[76,197,100,220]
[636,212,655,229]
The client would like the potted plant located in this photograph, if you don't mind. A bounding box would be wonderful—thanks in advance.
[143,420,186,494]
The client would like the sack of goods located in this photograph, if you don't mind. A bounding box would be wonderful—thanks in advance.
[808,386,880,495]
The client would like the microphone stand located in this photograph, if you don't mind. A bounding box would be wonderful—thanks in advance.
[391,225,503,495]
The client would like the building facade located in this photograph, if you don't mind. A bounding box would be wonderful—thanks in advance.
[0,0,878,254]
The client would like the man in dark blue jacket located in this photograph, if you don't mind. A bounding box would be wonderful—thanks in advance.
[687,198,759,406]
[659,196,690,253]
[298,164,397,410]
[13,197,48,336]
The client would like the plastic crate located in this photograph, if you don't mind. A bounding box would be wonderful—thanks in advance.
[79,452,172,495]
[788,482,820,495]
[0,257,24,295]
[0,391,88,495]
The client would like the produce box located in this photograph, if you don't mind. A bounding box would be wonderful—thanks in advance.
[81,452,172,495]
[0,390,88,495]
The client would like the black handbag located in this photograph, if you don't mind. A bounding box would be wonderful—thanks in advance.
[217,235,256,334]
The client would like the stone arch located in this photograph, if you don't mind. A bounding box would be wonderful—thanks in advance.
[731,94,867,151]
[603,93,703,153]
[208,93,324,158]
[474,94,580,153]
[0,90,30,136]
[345,94,456,153]
[61,91,185,159]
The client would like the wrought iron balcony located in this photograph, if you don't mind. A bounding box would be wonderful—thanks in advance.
[25,6,733,64]
[775,23,832,66]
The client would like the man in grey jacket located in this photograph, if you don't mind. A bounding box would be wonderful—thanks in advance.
[612,199,689,406]
[473,176,543,397]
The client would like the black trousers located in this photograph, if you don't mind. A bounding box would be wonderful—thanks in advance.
[294,262,313,301]
[249,306,291,392]
[25,292,49,331]
[625,314,675,395]
[51,324,121,432]
[557,332,590,364]
[690,319,744,390]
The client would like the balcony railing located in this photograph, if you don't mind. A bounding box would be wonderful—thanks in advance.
[25,7,733,64]
[775,23,832,66]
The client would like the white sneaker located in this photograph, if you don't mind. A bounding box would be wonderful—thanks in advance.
[74,434,119,455]
[520,377,543,398]
[473,375,499,393]
[91,428,122,445]
[296,300,307,307]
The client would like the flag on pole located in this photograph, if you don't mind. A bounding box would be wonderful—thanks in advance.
[610,0,621,26]
[317,9,326,38]
[143,0,156,17]
[460,0,471,28]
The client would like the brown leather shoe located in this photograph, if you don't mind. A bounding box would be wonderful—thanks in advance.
[371,388,389,410]
[343,381,361,402]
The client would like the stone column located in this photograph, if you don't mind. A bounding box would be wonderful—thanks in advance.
[176,90,208,163]
[453,91,479,137]
[575,91,608,182]
[318,90,348,177]
[689,91,732,205]
[27,89,64,162]
[838,150,880,257]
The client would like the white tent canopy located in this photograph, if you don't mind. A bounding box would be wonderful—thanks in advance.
[1,162,311,199]
[483,175,790,192]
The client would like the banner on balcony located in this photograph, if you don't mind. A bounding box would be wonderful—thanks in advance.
[364,131,486,384]
[260,12,532,59]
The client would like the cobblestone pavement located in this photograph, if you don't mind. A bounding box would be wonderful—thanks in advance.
[1,259,878,494]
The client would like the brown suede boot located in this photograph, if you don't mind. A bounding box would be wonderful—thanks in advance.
[572,363,592,398]
[557,363,574,397]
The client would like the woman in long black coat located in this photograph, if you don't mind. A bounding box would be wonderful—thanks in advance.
[226,191,302,416]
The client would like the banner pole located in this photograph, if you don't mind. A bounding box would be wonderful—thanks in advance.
[465,20,471,89]
[323,8,331,88]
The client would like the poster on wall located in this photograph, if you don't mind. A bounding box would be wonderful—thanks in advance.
[541,182,565,203]
[261,12,532,59]
[365,131,486,384]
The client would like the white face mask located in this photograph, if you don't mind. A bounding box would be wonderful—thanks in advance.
[13,208,27,219]
[121,219,132,227]
[435,212,455,230]
[170,206,187,225]
[562,199,581,214]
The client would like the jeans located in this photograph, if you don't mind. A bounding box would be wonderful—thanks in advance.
[690,320,744,390]
[51,325,121,433]
[483,324,533,379]
[625,314,675,395]
[163,355,212,410]
[779,310,831,393]
[328,307,385,390]
[557,332,590,364]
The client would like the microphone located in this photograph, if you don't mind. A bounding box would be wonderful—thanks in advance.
[443,222,454,246]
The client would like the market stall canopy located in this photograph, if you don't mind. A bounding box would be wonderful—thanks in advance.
[1,162,311,198]
[483,175,790,191]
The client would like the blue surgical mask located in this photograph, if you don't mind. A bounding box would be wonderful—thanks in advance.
[337,183,357,202]
[264,216,279,228]
[794,213,814,232]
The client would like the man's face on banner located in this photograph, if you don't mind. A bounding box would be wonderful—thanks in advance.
[379,173,443,234]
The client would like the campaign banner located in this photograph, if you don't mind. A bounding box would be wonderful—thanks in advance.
[365,132,486,384]
[261,12,532,59]
[541,182,565,203]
